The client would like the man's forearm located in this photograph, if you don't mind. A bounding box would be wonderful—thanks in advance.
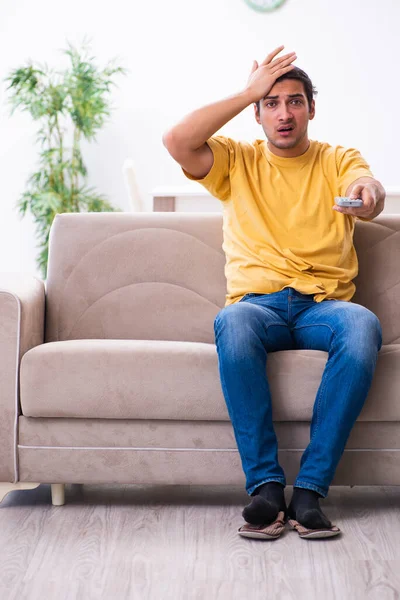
[163,48,297,154]
[163,90,253,152]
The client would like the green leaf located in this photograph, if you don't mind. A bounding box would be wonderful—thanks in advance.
[6,39,126,276]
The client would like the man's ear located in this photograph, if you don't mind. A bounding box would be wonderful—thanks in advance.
[254,103,261,125]
[309,99,316,121]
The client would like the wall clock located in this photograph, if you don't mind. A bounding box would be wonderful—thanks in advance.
[244,0,287,12]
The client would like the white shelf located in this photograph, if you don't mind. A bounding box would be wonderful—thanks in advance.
[151,184,213,197]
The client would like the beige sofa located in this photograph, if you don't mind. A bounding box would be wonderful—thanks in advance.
[1,211,400,506]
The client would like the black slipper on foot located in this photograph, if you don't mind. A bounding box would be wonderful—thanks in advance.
[242,493,287,526]
[238,510,287,540]
[287,517,341,539]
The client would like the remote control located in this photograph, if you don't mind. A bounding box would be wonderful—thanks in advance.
[334,196,363,208]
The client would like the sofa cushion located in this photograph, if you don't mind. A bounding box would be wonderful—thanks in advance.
[20,340,400,421]
[44,213,400,347]
[18,417,400,450]
[44,213,226,345]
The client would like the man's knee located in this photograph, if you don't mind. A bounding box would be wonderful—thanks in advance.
[341,304,382,352]
[214,305,229,331]
[353,305,382,341]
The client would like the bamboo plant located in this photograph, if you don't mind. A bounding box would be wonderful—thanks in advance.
[5,41,126,279]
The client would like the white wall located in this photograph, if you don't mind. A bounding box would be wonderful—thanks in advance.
[0,0,399,278]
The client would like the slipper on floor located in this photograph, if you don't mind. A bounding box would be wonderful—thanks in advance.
[287,518,341,539]
[237,510,286,540]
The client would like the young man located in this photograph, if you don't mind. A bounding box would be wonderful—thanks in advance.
[163,46,385,539]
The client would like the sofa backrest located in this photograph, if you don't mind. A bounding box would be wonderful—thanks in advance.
[44,212,400,345]
[44,212,226,344]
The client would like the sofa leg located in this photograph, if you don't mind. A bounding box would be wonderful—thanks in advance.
[51,484,65,506]
[0,482,41,504]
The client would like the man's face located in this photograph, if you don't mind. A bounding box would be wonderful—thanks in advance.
[254,79,315,152]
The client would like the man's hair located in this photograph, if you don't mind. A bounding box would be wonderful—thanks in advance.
[255,66,318,112]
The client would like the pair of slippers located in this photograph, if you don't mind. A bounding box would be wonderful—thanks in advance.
[238,508,341,540]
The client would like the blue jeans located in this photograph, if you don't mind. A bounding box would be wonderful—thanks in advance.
[213,287,382,498]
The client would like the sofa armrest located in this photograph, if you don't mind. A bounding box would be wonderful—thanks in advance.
[0,274,45,482]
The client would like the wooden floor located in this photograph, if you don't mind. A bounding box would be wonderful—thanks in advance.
[0,484,399,599]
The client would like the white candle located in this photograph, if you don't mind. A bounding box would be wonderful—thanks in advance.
[122,159,143,212]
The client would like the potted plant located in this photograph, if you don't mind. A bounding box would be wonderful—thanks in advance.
[5,40,127,279]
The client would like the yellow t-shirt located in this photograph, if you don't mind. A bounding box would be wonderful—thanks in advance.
[183,137,374,306]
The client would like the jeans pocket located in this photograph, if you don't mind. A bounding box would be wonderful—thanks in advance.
[239,293,260,302]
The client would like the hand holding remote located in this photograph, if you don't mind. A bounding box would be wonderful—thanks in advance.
[332,182,380,219]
